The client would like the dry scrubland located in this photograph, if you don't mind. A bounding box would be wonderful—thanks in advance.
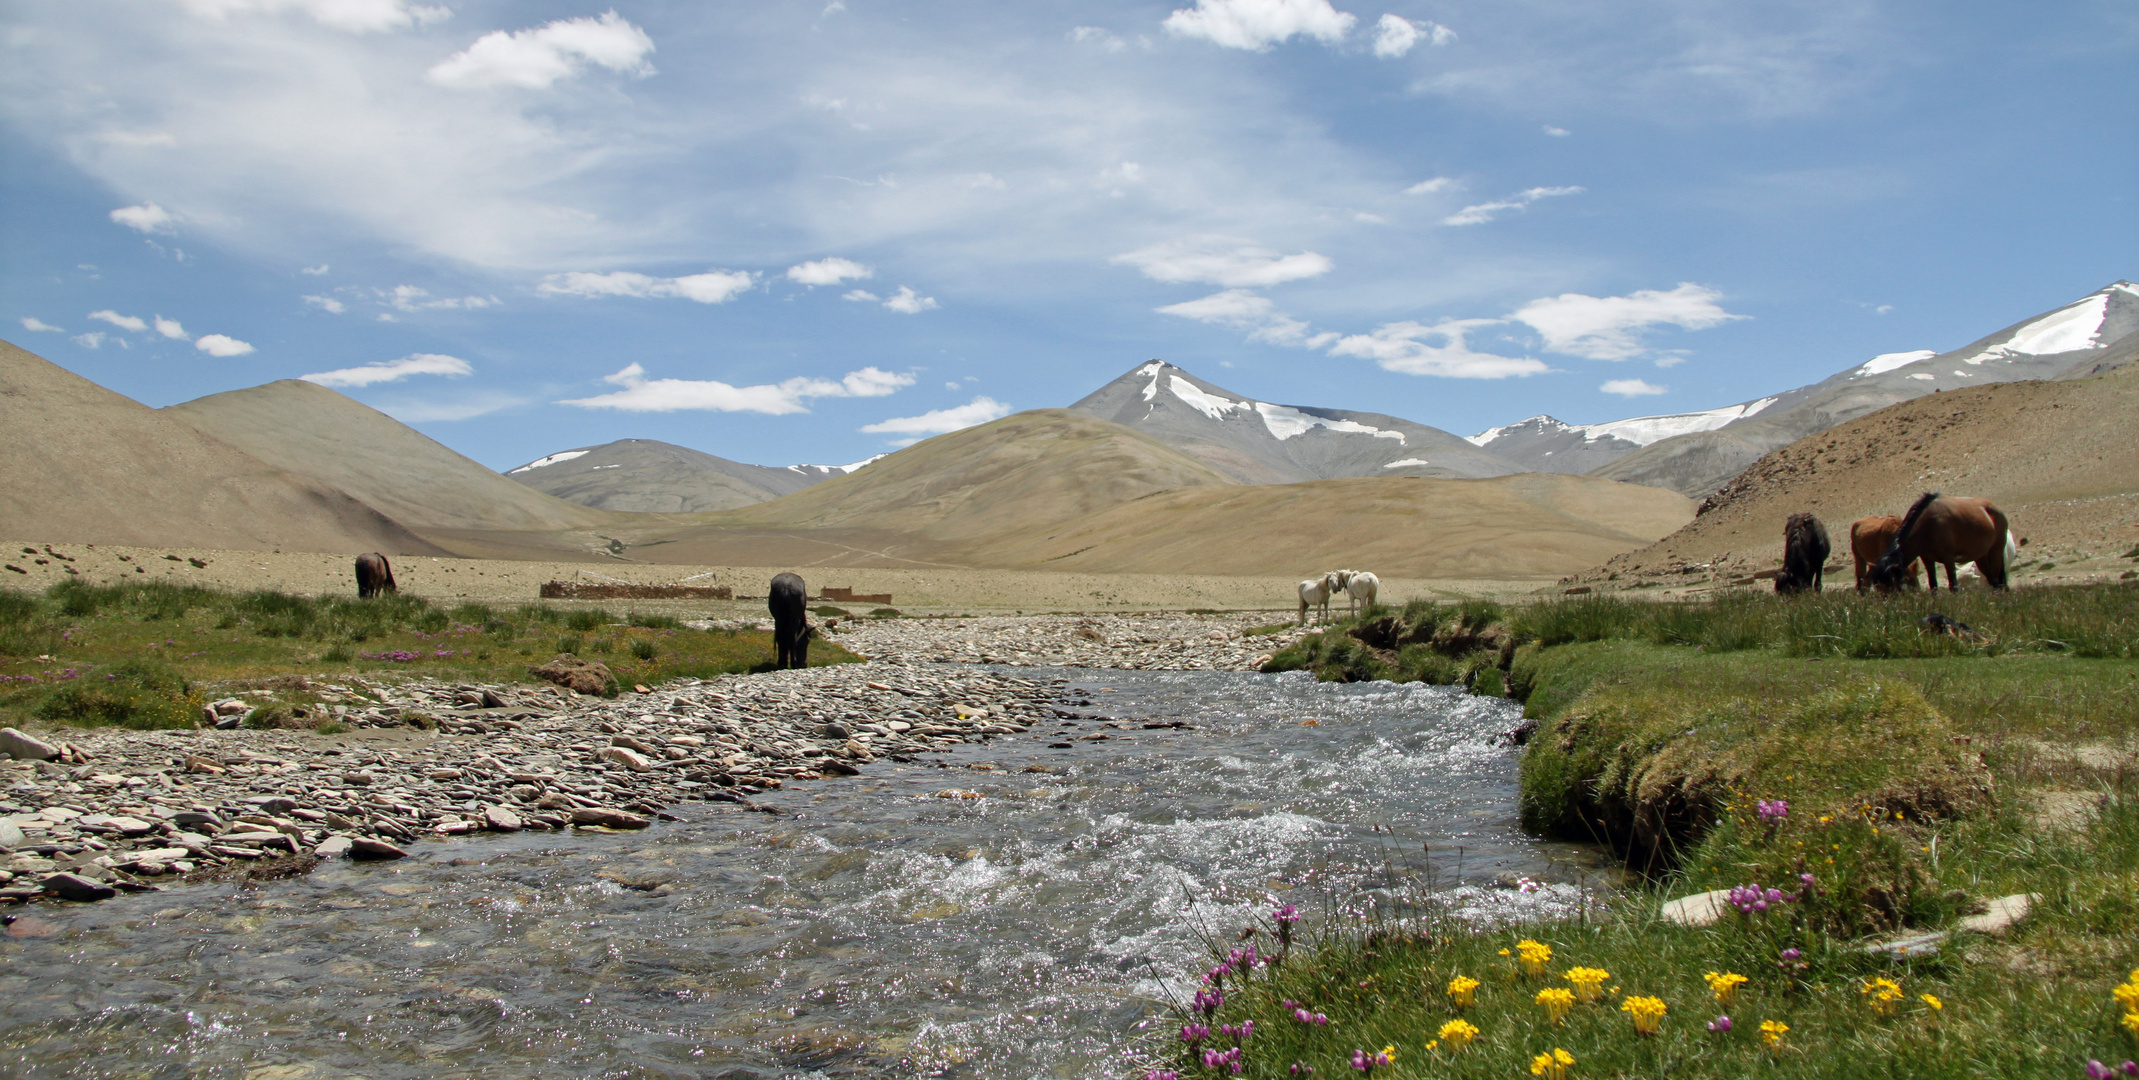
[0,541,1546,615]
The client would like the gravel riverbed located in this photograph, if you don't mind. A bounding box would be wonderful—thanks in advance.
[1,612,1317,906]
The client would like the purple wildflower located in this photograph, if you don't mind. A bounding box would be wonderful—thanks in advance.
[1350,1048,1392,1074]
[1273,904,1300,925]
[1180,1024,1210,1045]
[1203,1047,1244,1074]
[1290,1066,1315,1078]
[1707,1015,1732,1033]
[1193,989,1224,1017]
[1756,798,1789,822]
[2090,1063,2115,1080]
[1143,1071,1180,1080]
[1219,1021,1254,1042]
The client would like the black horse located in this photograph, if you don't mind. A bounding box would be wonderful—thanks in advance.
[355,552,396,599]
[769,572,813,670]
[1774,513,1830,595]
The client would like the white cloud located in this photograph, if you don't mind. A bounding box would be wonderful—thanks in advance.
[1071,26,1128,52]
[19,317,64,333]
[881,286,939,313]
[1156,288,1328,346]
[1372,15,1451,57]
[560,363,915,413]
[301,263,330,275]
[154,316,188,339]
[383,285,498,312]
[73,332,107,349]
[374,391,530,422]
[1442,185,1584,226]
[1327,318,1547,379]
[1543,125,1571,137]
[429,12,656,90]
[537,270,756,304]
[786,257,873,286]
[1511,283,1747,360]
[1113,237,1332,287]
[1163,0,1356,51]
[1404,176,1456,195]
[194,333,256,356]
[860,396,1013,444]
[176,0,449,34]
[1601,378,1667,397]
[302,294,347,313]
[88,309,148,332]
[842,289,880,302]
[301,352,472,387]
[109,203,176,234]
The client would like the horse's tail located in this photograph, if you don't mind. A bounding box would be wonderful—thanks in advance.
[1893,492,1939,545]
[1984,503,2014,589]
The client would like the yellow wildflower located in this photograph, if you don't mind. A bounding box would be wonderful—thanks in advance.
[1622,995,1667,1035]
[2114,979,2139,1014]
[1515,939,1553,977]
[1380,1045,1398,1064]
[1760,1019,1789,1052]
[1863,976,1905,1015]
[1529,1048,1575,1079]
[1437,1019,1479,1051]
[1537,987,1576,1025]
[1447,975,1481,1009]
[1565,967,1609,1003]
[1704,971,1748,1007]
[1920,993,1943,1012]
[2123,1011,2139,1037]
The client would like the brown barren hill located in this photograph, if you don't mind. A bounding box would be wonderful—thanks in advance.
[165,380,610,533]
[1575,363,2139,588]
[979,473,1692,578]
[626,410,1689,577]
[0,340,443,554]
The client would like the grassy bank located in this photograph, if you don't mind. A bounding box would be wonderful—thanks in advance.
[0,579,859,731]
[1156,585,2139,1077]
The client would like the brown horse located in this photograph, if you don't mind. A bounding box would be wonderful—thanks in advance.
[1774,513,1831,594]
[1850,516,1921,593]
[354,552,396,598]
[1870,493,2012,591]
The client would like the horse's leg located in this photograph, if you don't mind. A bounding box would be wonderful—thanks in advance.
[1944,561,1960,590]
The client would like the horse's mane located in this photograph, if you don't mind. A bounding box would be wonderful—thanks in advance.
[1892,491,1940,546]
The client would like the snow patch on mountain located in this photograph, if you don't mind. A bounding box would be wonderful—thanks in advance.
[789,454,886,477]
[1139,361,1403,443]
[1383,457,1432,468]
[1961,290,2115,364]
[1855,350,1935,376]
[509,449,589,473]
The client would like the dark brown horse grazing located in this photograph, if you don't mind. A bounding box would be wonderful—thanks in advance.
[1774,513,1831,594]
[354,553,396,598]
[1870,493,2013,591]
[1849,515,1922,593]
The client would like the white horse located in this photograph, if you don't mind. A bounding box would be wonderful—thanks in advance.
[1343,570,1379,618]
[1297,578,1333,625]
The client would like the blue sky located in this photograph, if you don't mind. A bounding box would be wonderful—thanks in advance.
[2,0,2132,471]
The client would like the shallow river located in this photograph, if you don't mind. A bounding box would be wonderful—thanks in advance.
[1,667,1593,1080]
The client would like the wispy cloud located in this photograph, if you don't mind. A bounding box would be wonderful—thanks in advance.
[860,396,1013,445]
[300,263,330,275]
[1512,283,1746,360]
[560,363,914,413]
[785,257,873,286]
[88,309,148,332]
[301,352,470,387]
[1328,318,1547,379]
[1372,15,1453,58]
[194,333,256,356]
[1404,177,1457,195]
[1163,0,1355,51]
[1601,378,1667,397]
[176,0,449,34]
[1114,237,1332,287]
[1156,289,1329,346]
[302,295,346,313]
[73,332,107,349]
[880,286,939,313]
[154,316,187,339]
[538,270,755,304]
[1443,185,1584,226]
[384,285,497,313]
[19,317,64,333]
[429,12,656,91]
[109,203,175,234]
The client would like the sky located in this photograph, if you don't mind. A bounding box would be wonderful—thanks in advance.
[2,0,2132,472]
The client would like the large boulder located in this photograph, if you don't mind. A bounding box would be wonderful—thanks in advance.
[529,654,617,696]
[0,727,59,762]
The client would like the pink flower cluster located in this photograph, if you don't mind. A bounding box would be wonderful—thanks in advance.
[1283,1000,1330,1026]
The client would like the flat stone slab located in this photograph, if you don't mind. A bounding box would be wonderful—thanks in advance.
[42,872,117,902]
[0,728,58,762]
[312,836,354,859]
[1958,893,2037,935]
[1660,888,1732,927]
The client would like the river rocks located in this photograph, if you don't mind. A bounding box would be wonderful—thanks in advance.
[571,807,650,829]
[0,728,59,762]
[598,746,654,772]
[1958,892,2037,935]
[1660,888,1733,927]
[483,805,523,832]
[0,820,24,849]
[41,872,117,902]
[349,838,407,860]
[313,835,354,859]
[530,654,617,696]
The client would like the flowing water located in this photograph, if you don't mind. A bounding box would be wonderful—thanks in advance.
[0,667,1601,1080]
